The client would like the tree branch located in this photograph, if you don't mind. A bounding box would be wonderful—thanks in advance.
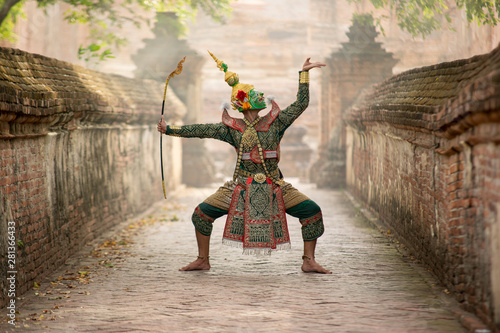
[0,0,22,27]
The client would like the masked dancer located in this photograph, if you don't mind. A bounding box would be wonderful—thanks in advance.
[158,52,330,274]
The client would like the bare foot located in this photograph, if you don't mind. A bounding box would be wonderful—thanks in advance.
[179,257,211,271]
[301,257,332,274]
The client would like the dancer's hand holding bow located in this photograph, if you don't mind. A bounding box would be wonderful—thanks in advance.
[157,116,167,134]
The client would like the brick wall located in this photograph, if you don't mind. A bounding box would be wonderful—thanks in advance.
[0,47,185,308]
[345,44,500,331]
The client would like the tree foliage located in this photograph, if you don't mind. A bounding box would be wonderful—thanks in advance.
[348,0,500,38]
[0,0,26,41]
[0,0,233,61]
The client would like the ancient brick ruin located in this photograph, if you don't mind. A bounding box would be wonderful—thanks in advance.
[0,47,184,307]
[344,44,500,331]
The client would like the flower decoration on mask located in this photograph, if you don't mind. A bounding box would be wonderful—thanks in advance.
[236,90,247,101]
[234,90,251,110]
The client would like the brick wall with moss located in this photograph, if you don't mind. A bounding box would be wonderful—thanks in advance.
[0,47,185,308]
[345,44,500,331]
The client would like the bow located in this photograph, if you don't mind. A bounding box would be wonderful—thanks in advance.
[160,56,186,199]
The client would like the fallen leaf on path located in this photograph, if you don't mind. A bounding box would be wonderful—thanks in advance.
[78,271,88,277]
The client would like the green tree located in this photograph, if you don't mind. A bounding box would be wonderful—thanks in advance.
[348,0,500,38]
[0,0,233,61]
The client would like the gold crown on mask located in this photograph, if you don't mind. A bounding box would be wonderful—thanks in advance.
[208,51,256,111]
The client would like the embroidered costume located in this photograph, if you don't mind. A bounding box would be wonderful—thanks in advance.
[164,52,324,255]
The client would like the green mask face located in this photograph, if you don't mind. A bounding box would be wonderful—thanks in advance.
[248,89,266,110]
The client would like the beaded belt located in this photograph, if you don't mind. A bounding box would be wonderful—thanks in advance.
[238,169,282,184]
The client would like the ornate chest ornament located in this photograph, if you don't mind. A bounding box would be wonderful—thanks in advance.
[254,173,267,183]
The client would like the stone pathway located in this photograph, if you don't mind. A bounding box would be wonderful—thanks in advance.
[1,181,475,332]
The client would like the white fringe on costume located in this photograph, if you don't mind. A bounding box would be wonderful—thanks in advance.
[222,238,291,256]
[220,102,230,111]
[266,96,275,104]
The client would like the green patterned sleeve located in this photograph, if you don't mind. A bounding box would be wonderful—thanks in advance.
[276,71,310,133]
[165,122,234,145]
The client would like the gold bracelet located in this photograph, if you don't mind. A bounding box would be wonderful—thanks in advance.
[168,125,182,137]
[299,71,309,84]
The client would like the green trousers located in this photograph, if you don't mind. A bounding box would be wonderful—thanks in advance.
[192,199,324,242]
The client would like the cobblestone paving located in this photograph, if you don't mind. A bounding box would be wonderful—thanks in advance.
[1,181,471,332]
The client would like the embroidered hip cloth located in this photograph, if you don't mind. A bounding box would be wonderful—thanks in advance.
[222,176,290,255]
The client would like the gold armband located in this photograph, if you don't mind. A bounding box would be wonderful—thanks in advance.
[166,125,182,137]
[299,71,309,84]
